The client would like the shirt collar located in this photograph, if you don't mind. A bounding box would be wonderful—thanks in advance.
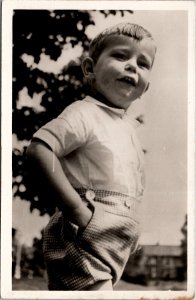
[84,95,126,118]
[84,95,140,128]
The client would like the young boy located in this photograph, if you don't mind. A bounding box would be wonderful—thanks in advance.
[27,23,156,291]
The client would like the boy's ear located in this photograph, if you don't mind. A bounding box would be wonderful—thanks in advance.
[81,57,95,77]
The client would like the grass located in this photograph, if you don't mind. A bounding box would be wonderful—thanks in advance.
[12,276,187,291]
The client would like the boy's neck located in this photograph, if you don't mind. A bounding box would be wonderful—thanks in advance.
[88,89,125,110]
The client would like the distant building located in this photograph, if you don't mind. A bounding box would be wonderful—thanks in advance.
[124,244,185,283]
[142,245,184,280]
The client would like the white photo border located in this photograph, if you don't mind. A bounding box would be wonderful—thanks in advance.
[1,1,195,299]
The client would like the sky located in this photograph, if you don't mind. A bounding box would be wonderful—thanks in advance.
[12,9,190,246]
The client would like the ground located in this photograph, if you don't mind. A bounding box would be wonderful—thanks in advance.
[12,276,187,291]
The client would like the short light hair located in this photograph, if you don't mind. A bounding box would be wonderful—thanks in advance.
[89,23,156,63]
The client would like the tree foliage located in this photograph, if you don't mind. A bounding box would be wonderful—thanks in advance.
[13,10,133,216]
[180,214,187,280]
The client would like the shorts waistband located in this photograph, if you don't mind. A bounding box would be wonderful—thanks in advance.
[75,188,141,216]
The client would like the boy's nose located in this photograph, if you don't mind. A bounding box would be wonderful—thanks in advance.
[124,60,137,73]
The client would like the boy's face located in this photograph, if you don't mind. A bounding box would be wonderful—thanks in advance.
[92,35,156,109]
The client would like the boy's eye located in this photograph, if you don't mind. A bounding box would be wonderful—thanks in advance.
[138,60,151,69]
[111,52,127,61]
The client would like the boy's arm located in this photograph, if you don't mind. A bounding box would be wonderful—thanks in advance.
[26,140,92,228]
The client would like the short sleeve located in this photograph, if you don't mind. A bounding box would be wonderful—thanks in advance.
[33,101,91,157]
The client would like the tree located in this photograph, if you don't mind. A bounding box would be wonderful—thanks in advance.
[122,247,147,285]
[12,10,133,215]
[180,214,187,280]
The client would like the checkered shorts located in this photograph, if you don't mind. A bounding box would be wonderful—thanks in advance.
[43,189,141,290]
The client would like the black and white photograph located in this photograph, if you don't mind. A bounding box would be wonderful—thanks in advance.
[1,1,195,299]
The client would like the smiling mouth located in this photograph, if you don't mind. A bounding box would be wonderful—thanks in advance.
[118,76,136,86]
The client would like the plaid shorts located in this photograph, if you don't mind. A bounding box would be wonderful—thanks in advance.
[43,189,141,290]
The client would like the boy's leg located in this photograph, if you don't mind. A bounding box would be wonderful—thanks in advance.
[85,279,113,291]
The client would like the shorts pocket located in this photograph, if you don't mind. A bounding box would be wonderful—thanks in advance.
[78,204,140,284]
[80,204,140,247]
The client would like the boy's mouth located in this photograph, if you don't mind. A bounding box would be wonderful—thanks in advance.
[117,76,137,87]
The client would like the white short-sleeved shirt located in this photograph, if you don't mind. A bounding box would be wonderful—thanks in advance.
[33,96,145,199]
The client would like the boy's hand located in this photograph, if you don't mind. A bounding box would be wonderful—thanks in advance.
[69,203,93,229]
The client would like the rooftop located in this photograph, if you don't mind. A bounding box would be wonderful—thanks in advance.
[142,245,182,257]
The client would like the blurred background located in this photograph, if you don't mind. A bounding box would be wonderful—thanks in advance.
[12,9,187,290]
